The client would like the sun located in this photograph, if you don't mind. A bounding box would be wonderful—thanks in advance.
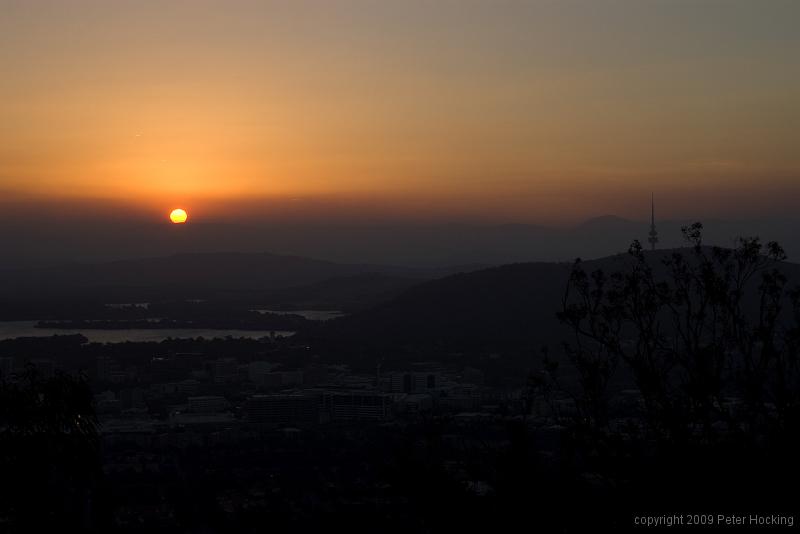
[169,208,188,224]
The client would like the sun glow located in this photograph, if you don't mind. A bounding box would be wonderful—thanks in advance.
[169,208,188,224]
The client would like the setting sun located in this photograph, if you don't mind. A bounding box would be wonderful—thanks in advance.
[169,208,188,224]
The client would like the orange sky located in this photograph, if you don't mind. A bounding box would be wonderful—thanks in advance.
[1,0,799,224]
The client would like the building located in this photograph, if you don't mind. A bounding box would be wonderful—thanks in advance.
[151,379,200,397]
[150,356,190,383]
[188,395,229,414]
[250,370,304,389]
[247,361,274,384]
[98,355,126,383]
[280,370,303,386]
[257,373,285,389]
[302,365,329,385]
[320,390,393,421]
[396,393,433,415]
[388,371,439,394]
[212,358,239,384]
[30,358,55,379]
[244,394,318,426]
[438,394,480,413]
[462,367,485,386]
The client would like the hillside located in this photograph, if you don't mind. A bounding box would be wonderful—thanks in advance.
[307,261,573,365]
[308,249,800,367]
[257,273,424,313]
[0,252,411,302]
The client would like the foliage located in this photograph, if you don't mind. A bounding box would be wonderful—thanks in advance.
[0,365,101,532]
[533,223,800,511]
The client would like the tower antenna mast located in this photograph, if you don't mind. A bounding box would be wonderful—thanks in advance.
[648,194,659,251]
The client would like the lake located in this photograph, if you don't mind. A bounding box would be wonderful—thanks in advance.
[0,321,294,343]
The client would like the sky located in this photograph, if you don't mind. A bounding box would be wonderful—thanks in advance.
[1,0,799,230]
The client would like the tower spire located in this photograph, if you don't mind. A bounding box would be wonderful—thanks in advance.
[648,193,659,251]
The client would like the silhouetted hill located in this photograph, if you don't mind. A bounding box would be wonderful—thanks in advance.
[0,252,417,302]
[309,249,800,367]
[257,273,425,313]
[310,261,573,364]
[0,252,495,320]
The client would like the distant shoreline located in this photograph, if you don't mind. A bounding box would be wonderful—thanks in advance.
[35,318,305,331]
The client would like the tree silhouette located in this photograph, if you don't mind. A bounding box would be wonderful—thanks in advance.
[535,223,800,512]
[0,364,102,532]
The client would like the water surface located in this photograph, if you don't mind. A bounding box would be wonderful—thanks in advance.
[0,321,293,343]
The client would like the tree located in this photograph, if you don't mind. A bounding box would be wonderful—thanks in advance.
[0,364,102,532]
[536,223,800,511]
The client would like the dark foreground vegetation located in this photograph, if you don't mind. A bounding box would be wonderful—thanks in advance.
[536,224,800,523]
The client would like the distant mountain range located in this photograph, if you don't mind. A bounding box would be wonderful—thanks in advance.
[3,216,799,268]
[0,251,489,312]
[2,214,799,330]
[0,252,406,302]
